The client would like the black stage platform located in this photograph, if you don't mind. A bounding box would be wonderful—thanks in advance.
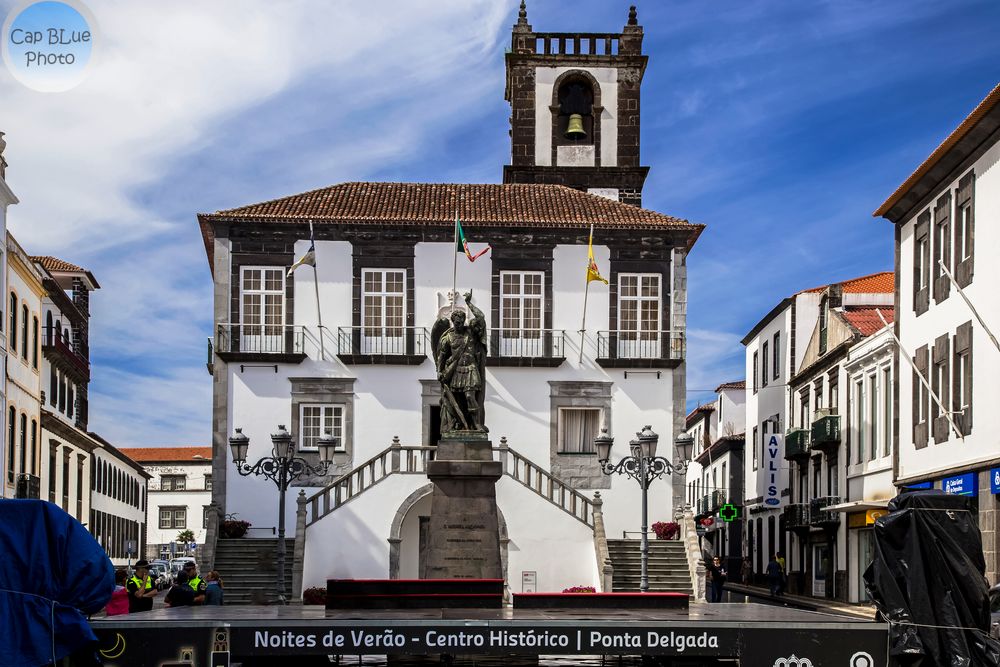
[90,604,888,666]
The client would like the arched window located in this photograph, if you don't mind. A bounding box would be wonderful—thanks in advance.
[9,293,17,352]
[18,413,26,474]
[31,316,39,368]
[555,77,595,147]
[20,304,28,360]
[29,419,36,476]
[6,406,15,484]
[55,319,61,341]
[45,310,52,334]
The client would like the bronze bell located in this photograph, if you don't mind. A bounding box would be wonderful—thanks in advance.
[564,113,586,139]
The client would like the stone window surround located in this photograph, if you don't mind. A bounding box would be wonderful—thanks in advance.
[548,380,612,489]
[549,69,604,167]
[288,377,356,485]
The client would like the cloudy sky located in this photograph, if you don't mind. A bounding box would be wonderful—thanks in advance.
[0,0,997,446]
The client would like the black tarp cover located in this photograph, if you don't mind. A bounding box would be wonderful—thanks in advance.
[0,499,114,666]
[864,489,1000,666]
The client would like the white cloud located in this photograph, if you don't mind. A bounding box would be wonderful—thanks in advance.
[0,0,511,445]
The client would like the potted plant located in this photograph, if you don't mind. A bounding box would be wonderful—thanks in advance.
[562,586,596,593]
[220,518,252,538]
[303,586,327,605]
[651,521,680,540]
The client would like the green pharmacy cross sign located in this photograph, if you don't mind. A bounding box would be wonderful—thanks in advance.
[719,503,739,523]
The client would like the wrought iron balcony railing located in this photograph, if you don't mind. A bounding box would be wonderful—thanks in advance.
[784,429,810,461]
[809,496,842,527]
[595,330,685,364]
[783,503,810,530]
[336,326,429,359]
[488,328,565,362]
[215,323,306,358]
[42,326,89,380]
[810,414,841,452]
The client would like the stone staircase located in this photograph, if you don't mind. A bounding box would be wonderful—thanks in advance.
[213,538,294,605]
[607,539,693,593]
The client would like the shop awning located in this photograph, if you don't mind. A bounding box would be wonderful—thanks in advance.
[826,499,891,513]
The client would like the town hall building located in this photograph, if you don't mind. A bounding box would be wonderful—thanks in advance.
[198,4,703,598]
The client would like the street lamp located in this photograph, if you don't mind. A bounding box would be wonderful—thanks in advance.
[596,425,692,593]
[229,425,336,604]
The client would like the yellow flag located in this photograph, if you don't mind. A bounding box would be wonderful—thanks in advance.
[586,225,608,284]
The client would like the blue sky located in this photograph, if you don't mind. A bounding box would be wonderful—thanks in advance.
[0,0,998,445]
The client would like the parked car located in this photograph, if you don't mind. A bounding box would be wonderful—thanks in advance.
[169,557,196,577]
[990,583,1000,639]
[148,561,171,590]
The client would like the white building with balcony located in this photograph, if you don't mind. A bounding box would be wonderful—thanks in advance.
[875,81,1000,585]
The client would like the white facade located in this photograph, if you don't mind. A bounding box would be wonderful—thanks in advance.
[881,90,1000,583]
[218,237,684,594]
[85,437,149,567]
[534,66,619,169]
[119,447,212,560]
[0,153,12,494]
[5,233,42,501]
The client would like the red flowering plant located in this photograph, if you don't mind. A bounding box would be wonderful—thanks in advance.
[562,586,597,593]
[651,521,680,540]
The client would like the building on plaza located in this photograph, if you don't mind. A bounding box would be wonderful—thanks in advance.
[0,136,13,494]
[874,81,1000,585]
[5,232,43,502]
[740,272,893,587]
[118,446,213,561]
[87,433,149,567]
[783,282,894,601]
[199,6,704,597]
[685,380,745,578]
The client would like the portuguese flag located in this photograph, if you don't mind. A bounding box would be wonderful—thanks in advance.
[455,214,490,262]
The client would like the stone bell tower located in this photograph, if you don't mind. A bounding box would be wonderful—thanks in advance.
[502,2,650,206]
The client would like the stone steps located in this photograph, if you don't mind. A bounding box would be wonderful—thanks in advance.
[607,539,692,594]
[213,539,295,604]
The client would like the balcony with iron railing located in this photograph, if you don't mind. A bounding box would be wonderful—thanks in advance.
[809,496,842,527]
[42,327,89,382]
[335,326,429,365]
[784,429,810,461]
[783,503,811,531]
[810,412,841,454]
[487,329,565,367]
[595,330,685,369]
[214,323,307,363]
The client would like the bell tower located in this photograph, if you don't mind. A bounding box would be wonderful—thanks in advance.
[503,3,649,206]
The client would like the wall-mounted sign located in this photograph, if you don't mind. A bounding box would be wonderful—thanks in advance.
[847,509,888,529]
[991,469,1000,495]
[521,571,537,593]
[942,472,977,497]
[756,433,786,509]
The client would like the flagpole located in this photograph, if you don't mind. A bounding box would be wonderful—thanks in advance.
[579,279,591,364]
[875,308,963,442]
[310,222,325,361]
[940,260,1000,354]
[452,207,459,312]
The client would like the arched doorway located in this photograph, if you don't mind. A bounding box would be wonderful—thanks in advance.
[388,484,509,582]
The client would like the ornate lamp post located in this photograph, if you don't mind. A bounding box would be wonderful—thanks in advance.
[596,426,694,592]
[228,425,336,603]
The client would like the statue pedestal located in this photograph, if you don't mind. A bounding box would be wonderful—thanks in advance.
[421,433,503,580]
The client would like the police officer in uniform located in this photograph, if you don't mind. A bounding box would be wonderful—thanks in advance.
[183,561,207,604]
[126,560,158,612]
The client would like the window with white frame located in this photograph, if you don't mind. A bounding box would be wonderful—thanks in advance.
[882,366,892,457]
[159,507,186,529]
[361,269,406,353]
[240,267,285,352]
[500,271,544,356]
[618,273,660,358]
[853,380,864,464]
[868,373,878,460]
[299,404,345,451]
[557,408,599,454]
[161,475,186,491]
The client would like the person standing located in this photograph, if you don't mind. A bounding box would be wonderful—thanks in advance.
[204,570,224,606]
[105,569,130,616]
[776,551,787,596]
[126,560,158,613]
[766,553,783,597]
[708,557,727,603]
[183,562,207,605]
[164,571,196,607]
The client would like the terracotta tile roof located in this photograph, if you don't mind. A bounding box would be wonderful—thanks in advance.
[875,82,1000,219]
[117,446,212,463]
[200,182,700,231]
[841,306,895,336]
[798,271,894,295]
[32,255,86,273]
[714,380,745,392]
[685,403,715,426]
